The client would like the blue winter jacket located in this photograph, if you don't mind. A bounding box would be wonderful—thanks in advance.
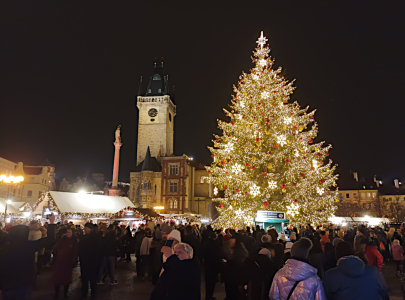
[323,256,389,300]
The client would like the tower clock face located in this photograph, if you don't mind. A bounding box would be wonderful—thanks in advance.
[148,108,158,117]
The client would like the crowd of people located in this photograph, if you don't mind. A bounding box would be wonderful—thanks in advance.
[0,216,402,300]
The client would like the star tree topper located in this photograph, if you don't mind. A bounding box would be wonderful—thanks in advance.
[256,31,268,50]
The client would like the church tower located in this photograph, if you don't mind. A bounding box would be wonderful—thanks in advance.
[136,62,176,165]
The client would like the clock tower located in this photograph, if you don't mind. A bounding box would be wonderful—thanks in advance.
[136,62,176,165]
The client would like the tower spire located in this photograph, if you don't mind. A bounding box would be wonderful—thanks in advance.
[137,76,143,96]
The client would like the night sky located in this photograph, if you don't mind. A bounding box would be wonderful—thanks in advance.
[1,1,404,184]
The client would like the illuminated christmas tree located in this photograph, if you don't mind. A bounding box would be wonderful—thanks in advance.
[207,32,338,229]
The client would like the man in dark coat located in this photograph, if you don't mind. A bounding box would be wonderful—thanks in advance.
[134,224,146,277]
[202,230,221,300]
[323,241,389,300]
[152,223,171,285]
[79,223,102,299]
[0,214,56,299]
[183,225,202,263]
[150,243,200,300]
[98,225,119,285]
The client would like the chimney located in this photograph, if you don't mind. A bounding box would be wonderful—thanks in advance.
[394,179,400,189]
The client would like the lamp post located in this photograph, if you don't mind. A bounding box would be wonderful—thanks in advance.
[0,174,24,221]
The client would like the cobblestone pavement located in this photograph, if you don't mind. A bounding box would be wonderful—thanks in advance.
[382,260,403,300]
[32,257,226,300]
[30,257,402,300]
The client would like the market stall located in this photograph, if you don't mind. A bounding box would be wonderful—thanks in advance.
[255,210,289,233]
[32,191,139,224]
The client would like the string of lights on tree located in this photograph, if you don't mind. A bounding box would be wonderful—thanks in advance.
[207,32,339,229]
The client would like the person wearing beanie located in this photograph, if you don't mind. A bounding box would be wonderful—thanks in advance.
[289,232,297,242]
[332,237,343,247]
[269,238,326,300]
[168,229,181,243]
[246,247,278,300]
[323,241,389,300]
[79,220,102,299]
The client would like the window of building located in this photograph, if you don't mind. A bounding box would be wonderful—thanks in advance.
[372,193,376,198]
[144,182,147,193]
[362,203,366,208]
[367,192,371,198]
[361,193,365,199]
[148,181,151,189]
[200,176,205,183]
[38,191,42,197]
[148,89,151,93]
[27,190,33,198]
[346,193,350,198]
[173,199,178,209]
[169,164,179,176]
[158,89,161,93]
[153,74,161,81]
[30,177,34,183]
[353,193,357,197]
[169,200,173,209]
[154,185,157,197]
[169,182,178,193]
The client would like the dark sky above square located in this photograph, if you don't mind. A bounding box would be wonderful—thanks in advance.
[1,0,404,185]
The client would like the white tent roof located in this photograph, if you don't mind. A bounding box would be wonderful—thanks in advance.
[42,191,135,214]
[0,199,20,214]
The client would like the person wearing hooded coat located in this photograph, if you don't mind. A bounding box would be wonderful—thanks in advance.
[0,214,56,300]
[79,223,102,299]
[247,248,278,300]
[323,241,389,300]
[269,238,326,300]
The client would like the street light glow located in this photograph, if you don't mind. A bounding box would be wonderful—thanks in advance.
[0,175,24,184]
[78,190,86,194]
[6,200,12,204]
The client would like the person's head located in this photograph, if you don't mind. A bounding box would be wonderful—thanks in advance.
[357,225,366,236]
[185,225,194,235]
[66,228,74,238]
[174,243,193,260]
[290,237,313,259]
[335,241,354,260]
[9,225,29,244]
[161,223,173,240]
[84,223,93,234]
[324,242,334,253]
[259,247,272,259]
[168,229,181,245]
[145,228,152,236]
[320,230,326,236]
[393,239,401,246]
[140,224,145,231]
[261,234,272,244]
[333,237,343,247]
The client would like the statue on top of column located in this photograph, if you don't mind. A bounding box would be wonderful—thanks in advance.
[115,125,121,143]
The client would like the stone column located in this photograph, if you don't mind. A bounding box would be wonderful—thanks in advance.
[109,141,122,196]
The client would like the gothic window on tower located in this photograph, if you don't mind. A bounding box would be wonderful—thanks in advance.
[174,200,178,209]
[148,181,152,189]
[169,182,178,193]
[169,199,173,209]
[169,164,179,176]
[144,182,147,193]
[153,74,161,80]
[154,185,157,197]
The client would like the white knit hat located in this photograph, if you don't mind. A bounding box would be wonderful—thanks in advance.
[259,248,272,259]
[168,229,181,243]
